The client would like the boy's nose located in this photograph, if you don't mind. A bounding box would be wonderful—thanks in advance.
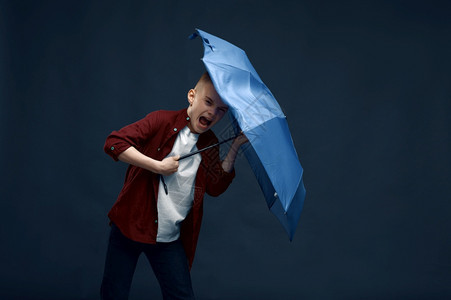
[207,108,217,116]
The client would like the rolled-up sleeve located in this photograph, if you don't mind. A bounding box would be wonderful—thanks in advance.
[203,139,236,196]
[206,167,235,197]
[104,112,158,161]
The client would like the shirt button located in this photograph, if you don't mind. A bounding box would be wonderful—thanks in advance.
[154,220,158,223]
[157,148,160,151]
[110,146,115,151]
[173,128,178,132]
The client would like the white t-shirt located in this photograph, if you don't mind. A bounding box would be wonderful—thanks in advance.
[156,126,202,242]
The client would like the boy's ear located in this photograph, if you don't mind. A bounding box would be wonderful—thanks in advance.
[187,89,195,105]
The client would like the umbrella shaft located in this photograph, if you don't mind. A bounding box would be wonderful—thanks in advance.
[179,134,239,160]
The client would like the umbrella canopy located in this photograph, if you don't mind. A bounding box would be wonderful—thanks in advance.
[190,29,306,240]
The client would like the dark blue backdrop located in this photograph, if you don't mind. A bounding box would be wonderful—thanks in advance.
[1,1,450,299]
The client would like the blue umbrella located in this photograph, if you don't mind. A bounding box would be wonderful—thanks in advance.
[190,29,306,240]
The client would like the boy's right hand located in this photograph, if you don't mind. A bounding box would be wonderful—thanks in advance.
[158,156,180,176]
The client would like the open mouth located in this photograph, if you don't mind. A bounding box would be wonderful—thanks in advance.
[199,116,212,127]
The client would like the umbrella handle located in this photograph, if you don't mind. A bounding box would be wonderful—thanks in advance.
[160,175,168,195]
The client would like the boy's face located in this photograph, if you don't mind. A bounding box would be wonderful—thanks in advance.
[187,82,228,134]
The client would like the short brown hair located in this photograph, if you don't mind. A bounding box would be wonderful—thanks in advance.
[194,72,213,90]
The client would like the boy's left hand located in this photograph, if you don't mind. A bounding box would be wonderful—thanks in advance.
[233,132,249,147]
[222,131,249,173]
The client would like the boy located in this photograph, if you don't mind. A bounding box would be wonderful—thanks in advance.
[101,72,247,299]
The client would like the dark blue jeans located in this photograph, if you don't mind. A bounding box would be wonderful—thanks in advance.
[100,224,195,300]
